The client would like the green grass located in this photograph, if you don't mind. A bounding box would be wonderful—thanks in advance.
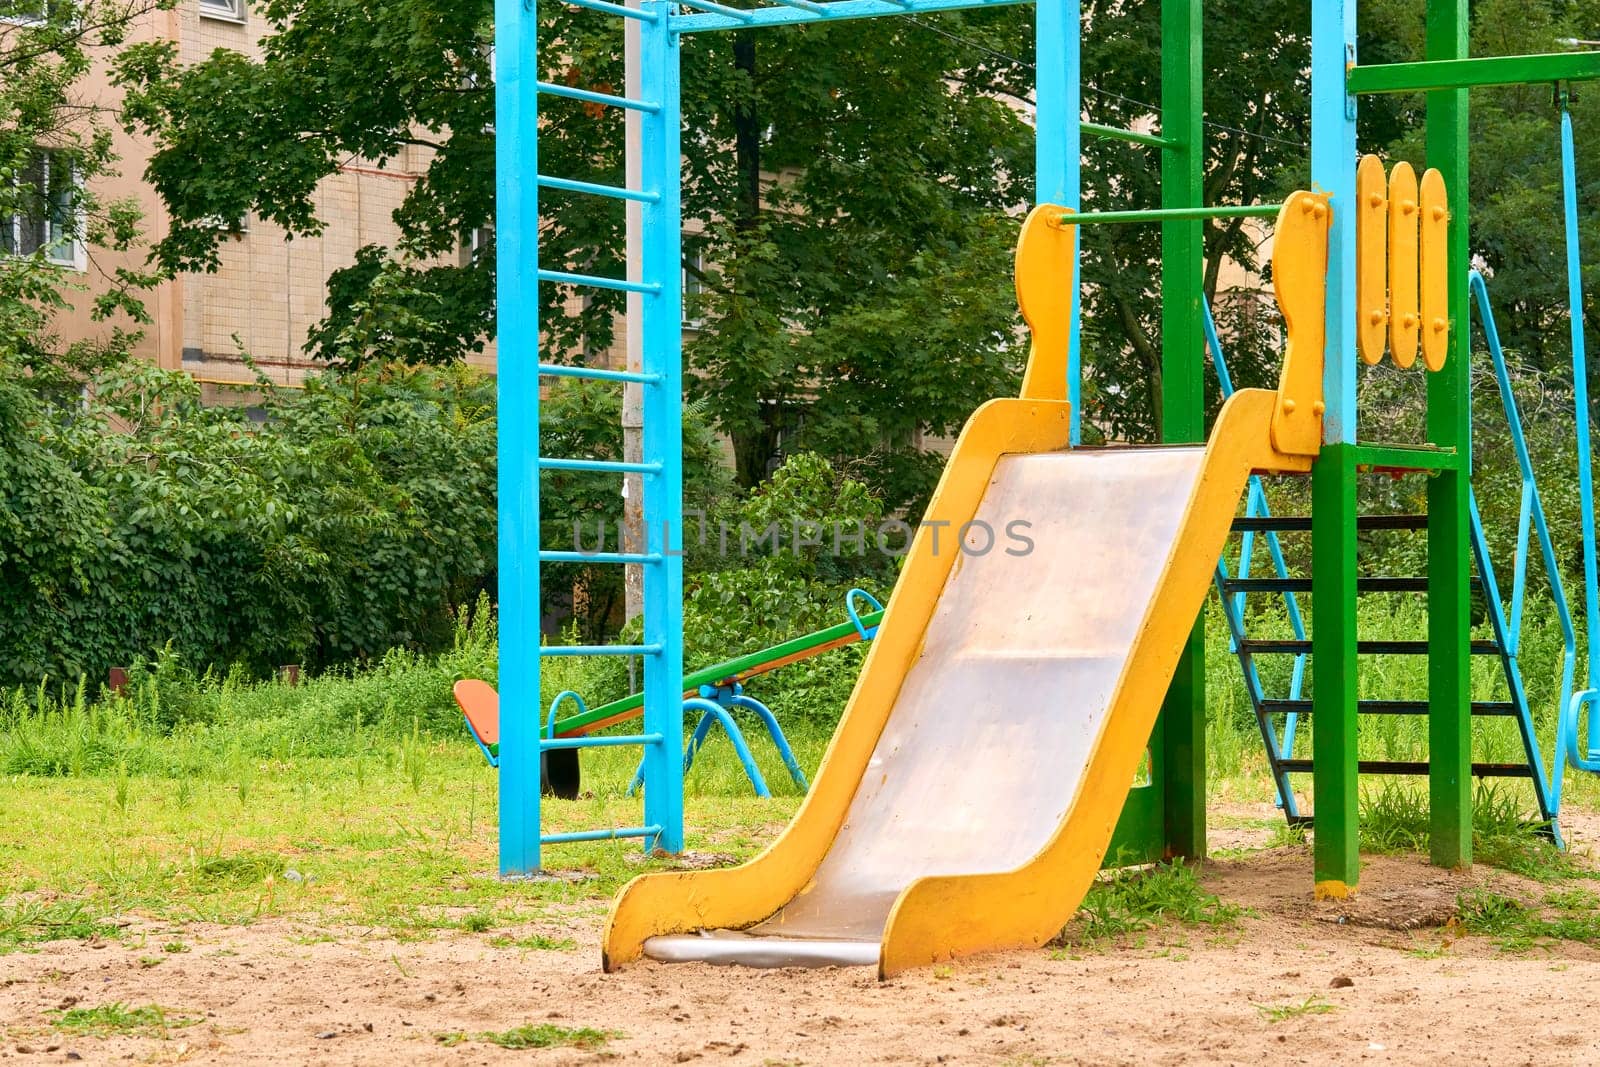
[51,1002,199,1038]
[0,899,122,955]
[1358,781,1583,881]
[437,1023,618,1050]
[1059,860,1250,947]
[1456,886,1600,952]
[0,593,1594,965]
[1255,996,1338,1023]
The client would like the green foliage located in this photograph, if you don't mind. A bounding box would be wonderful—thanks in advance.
[0,898,122,955]
[1077,0,1312,441]
[0,597,498,776]
[539,378,730,641]
[461,1023,618,1051]
[1063,860,1248,945]
[1255,996,1337,1023]
[1457,885,1600,952]
[545,454,891,727]
[0,356,497,686]
[52,1002,198,1037]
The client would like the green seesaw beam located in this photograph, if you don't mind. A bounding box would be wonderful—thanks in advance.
[546,608,886,738]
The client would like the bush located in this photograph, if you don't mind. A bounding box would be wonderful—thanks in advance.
[0,356,497,687]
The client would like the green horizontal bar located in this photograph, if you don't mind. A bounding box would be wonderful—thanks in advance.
[551,609,884,736]
[1065,204,1284,226]
[1353,443,1460,473]
[1348,52,1600,95]
[1081,121,1171,150]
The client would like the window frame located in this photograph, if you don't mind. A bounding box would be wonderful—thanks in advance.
[2,149,86,272]
[197,0,246,25]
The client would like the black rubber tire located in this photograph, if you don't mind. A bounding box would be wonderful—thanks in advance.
[542,748,581,800]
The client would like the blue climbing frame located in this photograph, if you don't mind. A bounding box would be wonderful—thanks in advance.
[494,0,1091,874]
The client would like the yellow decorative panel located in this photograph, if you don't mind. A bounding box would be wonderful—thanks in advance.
[1387,161,1420,369]
[1356,154,1389,366]
[1419,167,1451,372]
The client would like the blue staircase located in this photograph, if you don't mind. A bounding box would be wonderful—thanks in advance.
[1205,294,1562,839]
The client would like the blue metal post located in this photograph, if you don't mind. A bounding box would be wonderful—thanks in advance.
[1563,105,1600,699]
[639,3,685,854]
[495,0,543,875]
[1034,0,1082,440]
[1311,1,1357,442]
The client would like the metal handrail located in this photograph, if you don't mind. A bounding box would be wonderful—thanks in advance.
[1468,270,1573,818]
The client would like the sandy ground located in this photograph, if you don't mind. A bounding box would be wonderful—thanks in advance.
[4,807,1600,1065]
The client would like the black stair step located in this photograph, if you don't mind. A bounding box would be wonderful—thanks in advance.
[1259,699,1518,717]
[1231,514,1429,533]
[1221,576,1440,594]
[1239,639,1501,656]
[1278,759,1533,778]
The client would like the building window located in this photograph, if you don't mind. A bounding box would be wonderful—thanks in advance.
[2,149,83,270]
[683,250,706,329]
[0,0,50,24]
[198,0,244,22]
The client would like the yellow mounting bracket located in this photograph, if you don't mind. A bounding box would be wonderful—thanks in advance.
[1271,190,1333,457]
[1015,204,1077,403]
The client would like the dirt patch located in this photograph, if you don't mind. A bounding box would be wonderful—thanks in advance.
[3,847,1600,1065]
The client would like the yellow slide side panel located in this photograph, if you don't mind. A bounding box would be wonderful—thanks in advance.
[1017,204,1077,402]
[1356,154,1389,366]
[602,397,1072,971]
[876,389,1310,978]
[1270,191,1332,457]
[1387,161,1421,369]
[1418,167,1451,372]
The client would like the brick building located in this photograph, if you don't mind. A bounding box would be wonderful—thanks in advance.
[16,0,482,392]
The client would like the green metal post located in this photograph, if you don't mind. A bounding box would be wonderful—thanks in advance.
[1425,0,1473,869]
[1158,0,1207,861]
[1312,445,1361,891]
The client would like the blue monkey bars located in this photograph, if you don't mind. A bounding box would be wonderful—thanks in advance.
[496,0,1093,874]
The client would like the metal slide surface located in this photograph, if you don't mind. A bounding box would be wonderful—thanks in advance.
[603,190,1326,977]
[641,446,1208,967]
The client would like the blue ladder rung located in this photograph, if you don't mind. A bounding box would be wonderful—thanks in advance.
[539,551,663,565]
[539,457,663,474]
[537,268,660,295]
[536,174,660,203]
[535,81,660,113]
[542,643,663,657]
[538,363,662,385]
[542,732,664,751]
[676,0,754,18]
[542,825,662,845]
[767,0,831,11]
[561,0,659,20]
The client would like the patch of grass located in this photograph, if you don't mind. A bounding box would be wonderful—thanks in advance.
[1255,995,1337,1023]
[52,1002,198,1038]
[486,932,578,951]
[1357,783,1580,882]
[459,908,496,933]
[1060,860,1249,946]
[1456,887,1600,952]
[455,1023,619,1051]
[1359,782,1430,854]
[187,850,287,889]
[1266,821,1308,849]
[0,899,121,955]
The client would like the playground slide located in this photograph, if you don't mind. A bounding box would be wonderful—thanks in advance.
[601,194,1329,978]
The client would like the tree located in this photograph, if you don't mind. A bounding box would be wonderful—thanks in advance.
[2,0,163,348]
[115,2,1043,513]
